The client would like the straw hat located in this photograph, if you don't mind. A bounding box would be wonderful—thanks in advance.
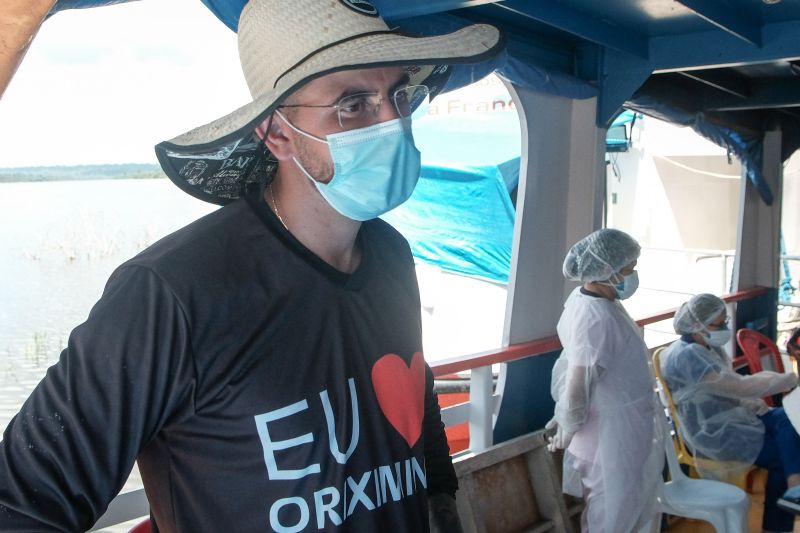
[155,0,503,205]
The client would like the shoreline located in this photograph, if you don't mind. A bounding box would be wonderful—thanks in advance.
[0,164,164,183]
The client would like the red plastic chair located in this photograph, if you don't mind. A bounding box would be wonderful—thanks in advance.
[736,328,785,407]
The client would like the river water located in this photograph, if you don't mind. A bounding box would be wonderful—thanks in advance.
[0,179,217,430]
[0,178,216,530]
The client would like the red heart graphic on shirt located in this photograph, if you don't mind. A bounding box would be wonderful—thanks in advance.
[371,352,425,448]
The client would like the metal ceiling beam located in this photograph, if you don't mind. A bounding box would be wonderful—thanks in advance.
[600,20,800,126]
[597,49,653,127]
[390,10,578,76]
[373,0,503,20]
[494,0,648,60]
[631,76,708,114]
[708,79,800,111]
[674,0,761,46]
[677,70,751,98]
[649,21,800,73]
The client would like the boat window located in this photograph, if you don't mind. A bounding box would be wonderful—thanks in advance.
[605,114,742,347]
[381,73,521,362]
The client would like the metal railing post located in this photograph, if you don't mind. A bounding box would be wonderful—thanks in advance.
[721,253,728,294]
[725,301,737,359]
[468,365,493,452]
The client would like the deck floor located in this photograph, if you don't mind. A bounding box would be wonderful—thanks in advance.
[665,470,800,532]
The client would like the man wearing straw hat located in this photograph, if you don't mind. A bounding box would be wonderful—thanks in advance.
[0,0,503,531]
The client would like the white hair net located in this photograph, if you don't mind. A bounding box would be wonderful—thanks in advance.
[673,293,726,334]
[562,229,641,282]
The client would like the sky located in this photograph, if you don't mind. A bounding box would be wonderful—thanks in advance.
[0,1,522,169]
[0,0,251,168]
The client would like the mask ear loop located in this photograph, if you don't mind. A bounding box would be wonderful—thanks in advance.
[262,113,279,184]
[274,109,328,144]
[272,109,329,184]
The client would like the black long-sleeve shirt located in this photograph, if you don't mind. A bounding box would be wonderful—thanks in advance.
[0,192,457,532]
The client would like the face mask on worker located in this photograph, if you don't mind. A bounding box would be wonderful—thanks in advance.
[586,248,639,300]
[704,327,732,347]
[612,271,639,300]
[275,110,421,221]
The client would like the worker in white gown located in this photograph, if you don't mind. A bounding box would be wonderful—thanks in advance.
[547,228,664,533]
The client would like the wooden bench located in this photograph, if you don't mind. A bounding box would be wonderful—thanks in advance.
[453,430,583,533]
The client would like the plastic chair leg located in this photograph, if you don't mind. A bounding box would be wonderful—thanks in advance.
[709,490,750,533]
[706,515,727,533]
[724,496,750,533]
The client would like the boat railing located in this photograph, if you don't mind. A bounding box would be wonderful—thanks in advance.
[90,286,770,531]
[640,246,799,308]
[430,286,770,455]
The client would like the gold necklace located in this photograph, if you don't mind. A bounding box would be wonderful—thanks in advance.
[269,181,289,230]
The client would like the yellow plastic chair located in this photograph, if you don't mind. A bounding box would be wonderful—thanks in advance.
[652,347,758,492]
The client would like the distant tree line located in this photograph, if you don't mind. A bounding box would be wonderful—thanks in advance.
[0,164,165,183]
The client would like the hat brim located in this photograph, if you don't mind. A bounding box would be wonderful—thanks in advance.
[155,24,504,205]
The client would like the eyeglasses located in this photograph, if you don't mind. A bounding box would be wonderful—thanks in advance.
[708,316,730,329]
[278,85,430,130]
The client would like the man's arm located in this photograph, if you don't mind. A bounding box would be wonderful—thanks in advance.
[0,266,194,531]
[429,492,464,533]
[421,364,464,533]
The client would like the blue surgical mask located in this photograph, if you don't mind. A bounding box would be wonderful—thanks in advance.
[275,110,420,221]
[704,327,731,347]
[613,271,639,300]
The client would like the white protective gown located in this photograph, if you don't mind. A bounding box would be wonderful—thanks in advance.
[660,338,796,481]
[552,288,664,533]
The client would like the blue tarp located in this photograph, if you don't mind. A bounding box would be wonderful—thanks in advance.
[382,161,517,284]
[627,95,773,205]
